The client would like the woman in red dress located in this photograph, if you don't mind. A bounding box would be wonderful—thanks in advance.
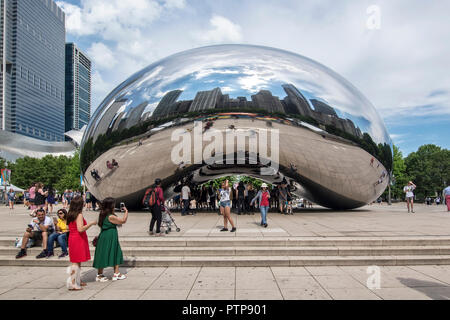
[66,196,97,290]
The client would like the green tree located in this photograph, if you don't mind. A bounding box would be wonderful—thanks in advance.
[391,145,409,199]
[7,151,81,193]
[405,144,450,200]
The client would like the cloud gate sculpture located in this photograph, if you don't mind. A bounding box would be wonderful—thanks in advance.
[80,44,392,210]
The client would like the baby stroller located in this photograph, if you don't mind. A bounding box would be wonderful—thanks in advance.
[161,205,181,234]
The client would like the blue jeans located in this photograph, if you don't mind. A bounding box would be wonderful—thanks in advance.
[260,206,269,225]
[47,232,67,254]
[182,199,190,215]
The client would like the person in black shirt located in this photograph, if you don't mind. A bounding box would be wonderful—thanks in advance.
[237,181,246,215]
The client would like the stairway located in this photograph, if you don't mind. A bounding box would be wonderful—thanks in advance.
[2,236,450,267]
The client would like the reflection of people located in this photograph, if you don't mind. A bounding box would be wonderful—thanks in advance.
[403,181,416,213]
[106,161,113,170]
[112,159,119,168]
[91,169,101,181]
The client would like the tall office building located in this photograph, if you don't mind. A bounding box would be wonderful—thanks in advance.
[65,43,91,132]
[1,0,65,141]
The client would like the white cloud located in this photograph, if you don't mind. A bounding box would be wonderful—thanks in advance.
[194,15,243,43]
[87,42,117,70]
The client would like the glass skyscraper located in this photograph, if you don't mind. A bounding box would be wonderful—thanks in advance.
[1,0,65,141]
[65,43,91,132]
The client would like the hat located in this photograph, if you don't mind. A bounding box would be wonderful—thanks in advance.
[261,183,268,188]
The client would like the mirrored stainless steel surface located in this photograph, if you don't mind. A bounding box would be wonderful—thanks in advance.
[81,44,392,209]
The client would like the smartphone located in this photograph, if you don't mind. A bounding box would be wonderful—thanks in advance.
[120,202,125,211]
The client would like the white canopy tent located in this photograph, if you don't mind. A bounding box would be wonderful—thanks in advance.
[2,184,25,192]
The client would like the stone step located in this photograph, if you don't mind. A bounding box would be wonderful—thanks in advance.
[4,246,450,257]
[2,255,450,267]
[4,236,450,247]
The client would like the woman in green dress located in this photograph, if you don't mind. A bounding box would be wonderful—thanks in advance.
[93,197,128,282]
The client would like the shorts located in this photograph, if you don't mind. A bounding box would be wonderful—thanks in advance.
[220,200,231,208]
[86,199,91,203]
[30,231,43,245]
[406,196,414,200]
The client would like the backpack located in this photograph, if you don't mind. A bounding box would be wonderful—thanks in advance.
[142,187,157,207]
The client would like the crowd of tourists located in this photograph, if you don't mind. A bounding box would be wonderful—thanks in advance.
[9,176,450,291]
[169,179,298,216]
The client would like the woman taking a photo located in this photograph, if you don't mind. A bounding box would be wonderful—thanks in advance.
[66,196,97,290]
[251,183,271,228]
[218,180,236,232]
[93,197,128,282]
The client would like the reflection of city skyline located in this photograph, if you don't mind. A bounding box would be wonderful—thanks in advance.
[149,83,363,138]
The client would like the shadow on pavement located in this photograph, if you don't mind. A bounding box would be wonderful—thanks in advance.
[397,277,450,300]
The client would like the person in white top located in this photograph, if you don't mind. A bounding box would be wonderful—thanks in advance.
[181,184,191,216]
[403,181,416,213]
[218,180,236,232]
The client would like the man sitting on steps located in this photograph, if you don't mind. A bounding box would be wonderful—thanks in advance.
[15,208,55,259]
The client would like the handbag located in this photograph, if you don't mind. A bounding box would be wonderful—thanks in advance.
[92,235,98,247]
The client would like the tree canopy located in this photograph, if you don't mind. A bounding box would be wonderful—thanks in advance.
[1,151,82,192]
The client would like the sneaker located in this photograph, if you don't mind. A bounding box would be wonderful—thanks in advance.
[16,249,27,259]
[95,274,109,282]
[220,228,228,232]
[58,252,68,258]
[264,224,268,228]
[46,252,54,258]
[112,273,127,281]
[155,232,165,236]
[230,227,236,232]
[36,250,48,259]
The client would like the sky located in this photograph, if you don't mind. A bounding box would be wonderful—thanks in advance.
[56,0,450,156]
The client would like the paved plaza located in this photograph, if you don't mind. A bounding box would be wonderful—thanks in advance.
[1,202,450,300]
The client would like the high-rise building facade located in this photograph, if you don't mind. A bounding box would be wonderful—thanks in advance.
[65,43,91,132]
[1,0,65,141]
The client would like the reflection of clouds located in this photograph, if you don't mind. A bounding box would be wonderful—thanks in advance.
[86,44,390,145]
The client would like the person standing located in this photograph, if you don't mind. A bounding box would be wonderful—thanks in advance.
[85,190,92,211]
[34,183,48,211]
[208,185,216,211]
[247,184,256,214]
[181,183,191,216]
[29,183,36,213]
[278,181,288,214]
[237,181,245,215]
[218,180,236,232]
[403,181,416,213]
[251,183,270,228]
[66,196,97,290]
[46,186,55,214]
[7,188,15,210]
[93,197,128,282]
[444,185,450,212]
[148,178,165,236]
